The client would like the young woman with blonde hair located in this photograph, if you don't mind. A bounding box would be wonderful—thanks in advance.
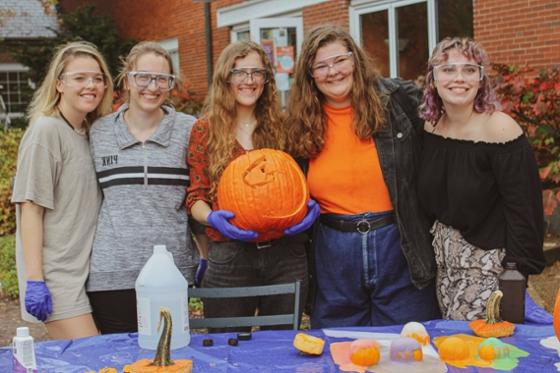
[286,26,440,328]
[12,41,113,339]
[187,41,318,329]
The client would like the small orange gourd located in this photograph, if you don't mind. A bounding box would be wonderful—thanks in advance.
[124,308,192,373]
[554,288,560,342]
[217,149,309,241]
[438,336,469,361]
[469,290,515,338]
[349,339,380,366]
[293,333,325,355]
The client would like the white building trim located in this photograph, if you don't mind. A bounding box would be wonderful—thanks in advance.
[217,0,327,27]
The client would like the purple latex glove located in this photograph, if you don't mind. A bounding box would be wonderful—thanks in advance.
[284,199,321,236]
[195,258,207,287]
[207,210,258,241]
[25,280,52,322]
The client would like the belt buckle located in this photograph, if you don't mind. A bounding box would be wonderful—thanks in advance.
[356,219,371,234]
[256,241,272,250]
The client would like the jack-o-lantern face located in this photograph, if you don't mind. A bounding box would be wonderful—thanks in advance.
[217,148,309,241]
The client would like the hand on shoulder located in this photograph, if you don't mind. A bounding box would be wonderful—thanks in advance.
[484,111,523,143]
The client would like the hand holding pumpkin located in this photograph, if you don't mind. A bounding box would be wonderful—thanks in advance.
[284,199,320,236]
[207,210,258,241]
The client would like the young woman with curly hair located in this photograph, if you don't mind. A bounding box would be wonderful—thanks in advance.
[418,37,546,320]
[187,41,318,330]
[286,26,440,328]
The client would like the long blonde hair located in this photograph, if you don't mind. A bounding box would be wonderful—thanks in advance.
[27,41,113,126]
[115,41,180,103]
[204,41,284,198]
[285,26,385,158]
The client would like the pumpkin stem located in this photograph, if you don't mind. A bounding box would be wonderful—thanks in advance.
[486,290,504,324]
[150,307,174,367]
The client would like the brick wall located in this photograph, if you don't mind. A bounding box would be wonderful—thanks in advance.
[474,0,560,69]
[61,0,212,101]
[303,0,350,32]
[60,0,559,98]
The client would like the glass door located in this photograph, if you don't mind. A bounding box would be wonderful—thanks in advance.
[250,17,303,109]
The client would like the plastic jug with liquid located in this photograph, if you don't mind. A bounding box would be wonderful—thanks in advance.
[499,262,526,324]
[135,245,190,349]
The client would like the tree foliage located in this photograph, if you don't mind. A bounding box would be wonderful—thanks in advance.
[7,5,135,86]
[493,64,560,215]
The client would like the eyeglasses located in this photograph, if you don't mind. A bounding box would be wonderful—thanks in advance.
[59,72,107,88]
[229,69,268,84]
[433,63,484,82]
[311,52,353,81]
[127,71,176,91]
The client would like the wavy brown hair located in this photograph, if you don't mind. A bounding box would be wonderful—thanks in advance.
[204,41,284,198]
[285,26,385,158]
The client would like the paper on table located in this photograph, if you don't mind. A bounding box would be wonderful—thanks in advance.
[540,336,560,371]
[324,330,447,373]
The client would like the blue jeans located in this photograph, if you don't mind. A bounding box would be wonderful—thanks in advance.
[311,211,440,328]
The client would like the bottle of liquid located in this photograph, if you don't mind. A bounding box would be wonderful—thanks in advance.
[12,327,37,373]
[135,245,190,350]
[499,262,526,324]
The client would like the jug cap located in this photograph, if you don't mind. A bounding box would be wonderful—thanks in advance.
[16,327,30,337]
[153,245,168,254]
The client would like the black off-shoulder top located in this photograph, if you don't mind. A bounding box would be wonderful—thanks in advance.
[417,131,546,276]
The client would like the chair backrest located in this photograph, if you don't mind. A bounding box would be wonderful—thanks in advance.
[189,281,301,330]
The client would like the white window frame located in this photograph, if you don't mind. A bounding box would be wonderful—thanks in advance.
[349,0,437,78]
[249,17,304,55]
[158,38,180,72]
[217,0,327,28]
[230,24,250,42]
[0,63,31,119]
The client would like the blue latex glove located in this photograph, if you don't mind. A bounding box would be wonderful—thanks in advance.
[284,199,321,236]
[195,258,207,287]
[207,210,258,241]
[25,280,52,322]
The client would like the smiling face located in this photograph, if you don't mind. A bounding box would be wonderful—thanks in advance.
[230,51,266,110]
[312,41,354,108]
[434,49,481,109]
[56,56,105,116]
[127,52,172,113]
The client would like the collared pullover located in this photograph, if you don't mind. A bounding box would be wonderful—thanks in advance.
[87,104,196,291]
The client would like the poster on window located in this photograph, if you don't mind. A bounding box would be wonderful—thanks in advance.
[275,46,294,74]
[261,39,275,66]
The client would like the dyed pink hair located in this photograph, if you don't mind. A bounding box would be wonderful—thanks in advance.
[419,37,499,124]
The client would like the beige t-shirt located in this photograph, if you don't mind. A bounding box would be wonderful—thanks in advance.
[12,116,101,322]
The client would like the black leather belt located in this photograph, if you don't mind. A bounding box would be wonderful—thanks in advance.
[320,214,395,234]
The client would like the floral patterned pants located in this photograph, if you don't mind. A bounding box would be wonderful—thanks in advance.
[431,221,505,321]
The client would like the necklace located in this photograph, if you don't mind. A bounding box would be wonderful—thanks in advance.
[59,109,87,136]
[238,120,257,132]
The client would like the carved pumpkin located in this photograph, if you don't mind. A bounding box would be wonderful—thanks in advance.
[349,339,380,366]
[124,308,192,373]
[217,149,309,241]
[469,290,515,338]
[554,288,560,342]
[293,333,325,355]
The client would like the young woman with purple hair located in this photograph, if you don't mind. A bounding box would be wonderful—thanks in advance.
[417,37,546,320]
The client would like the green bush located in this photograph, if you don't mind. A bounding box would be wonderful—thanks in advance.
[0,235,18,299]
[0,128,23,236]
